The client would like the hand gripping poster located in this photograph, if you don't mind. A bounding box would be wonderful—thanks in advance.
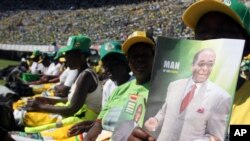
[143,37,245,141]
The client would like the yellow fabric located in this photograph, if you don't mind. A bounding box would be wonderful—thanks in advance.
[24,107,98,133]
[13,99,27,110]
[230,81,250,124]
[13,95,44,110]
[55,134,84,141]
[41,128,112,141]
[41,124,74,140]
[32,83,55,94]
[94,61,104,75]
[25,112,62,127]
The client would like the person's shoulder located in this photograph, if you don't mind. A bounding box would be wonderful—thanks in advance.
[111,79,135,94]
[104,79,113,85]
[124,79,136,86]
[103,79,115,88]
[78,68,97,78]
[68,68,78,73]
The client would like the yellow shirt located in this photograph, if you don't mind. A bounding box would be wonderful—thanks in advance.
[230,81,250,124]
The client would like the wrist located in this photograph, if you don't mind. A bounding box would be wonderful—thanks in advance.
[95,119,102,124]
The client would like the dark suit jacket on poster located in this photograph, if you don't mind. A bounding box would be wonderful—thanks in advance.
[154,78,231,141]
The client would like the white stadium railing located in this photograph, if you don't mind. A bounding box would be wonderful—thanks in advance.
[0,44,55,52]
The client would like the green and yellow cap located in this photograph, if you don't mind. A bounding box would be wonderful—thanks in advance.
[122,31,155,54]
[59,35,91,54]
[100,41,125,60]
[182,0,250,35]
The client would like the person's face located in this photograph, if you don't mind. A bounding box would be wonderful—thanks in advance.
[192,50,215,83]
[32,57,40,62]
[42,58,50,67]
[102,54,129,81]
[65,50,83,69]
[195,12,246,40]
[128,43,154,83]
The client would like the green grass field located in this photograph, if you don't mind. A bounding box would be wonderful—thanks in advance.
[0,59,19,85]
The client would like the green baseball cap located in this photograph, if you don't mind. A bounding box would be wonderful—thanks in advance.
[30,50,42,59]
[100,41,125,60]
[182,0,250,35]
[54,51,64,60]
[59,35,91,54]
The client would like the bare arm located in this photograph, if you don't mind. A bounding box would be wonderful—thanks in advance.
[86,120,103,141]
[27,71,97,117]
[54,84,70,97]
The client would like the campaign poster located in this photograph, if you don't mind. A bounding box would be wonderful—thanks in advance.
[144,37,245,140]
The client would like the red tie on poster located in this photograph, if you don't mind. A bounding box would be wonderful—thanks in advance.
[180,84,197,113]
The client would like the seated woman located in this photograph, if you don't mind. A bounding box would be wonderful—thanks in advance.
[13,35,102,133]
[28,53,63,85]
[61,40,134,138]
[18,40,134,141]
[31,66,79,97]
[86,31,155,141]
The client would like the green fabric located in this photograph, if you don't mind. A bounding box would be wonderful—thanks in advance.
[98,79,150,131]
[24,116,81,133]
[54,50,64,60]
[24,105,98,133]
[229,0,250,35]
[100,40,124,60]
[24,100,97,133]
[21,73,40,82]
[30,50,42,58]
[59,35,91,54]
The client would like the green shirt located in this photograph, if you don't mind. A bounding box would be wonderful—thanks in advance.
[98,79,150,131]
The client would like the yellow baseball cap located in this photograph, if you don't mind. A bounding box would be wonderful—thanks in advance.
[122,31,155,54]
[182,0,250,35]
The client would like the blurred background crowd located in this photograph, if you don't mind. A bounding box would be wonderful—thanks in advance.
[0,0,195,47]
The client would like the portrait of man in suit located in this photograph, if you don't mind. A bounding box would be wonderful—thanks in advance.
[112,102,145,141]
[144,48,232,141]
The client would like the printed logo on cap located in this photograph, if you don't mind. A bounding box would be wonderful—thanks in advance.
[223,0,231,6]
[105,43,115,51]
[74,42,80,48]
[67,37,73,46]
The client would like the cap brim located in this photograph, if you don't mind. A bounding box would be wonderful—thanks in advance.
[58,46,71,54]
[122,36,155,54]
[101,51,124,60]
[182,0,243,30]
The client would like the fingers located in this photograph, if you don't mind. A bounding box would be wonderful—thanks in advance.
[128,127,155,141]
[25,105,35,111]
[68,127,80,137]
[127,135,145,141]
[132,127,149,139]
[148,136,156,141]
[68,124,92,137]
[144,117,158,132]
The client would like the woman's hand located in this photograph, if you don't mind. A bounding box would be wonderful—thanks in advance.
[128,127,156,141]
[68,120,94,137]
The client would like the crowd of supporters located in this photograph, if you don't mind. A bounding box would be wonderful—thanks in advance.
[0,0,193,46]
